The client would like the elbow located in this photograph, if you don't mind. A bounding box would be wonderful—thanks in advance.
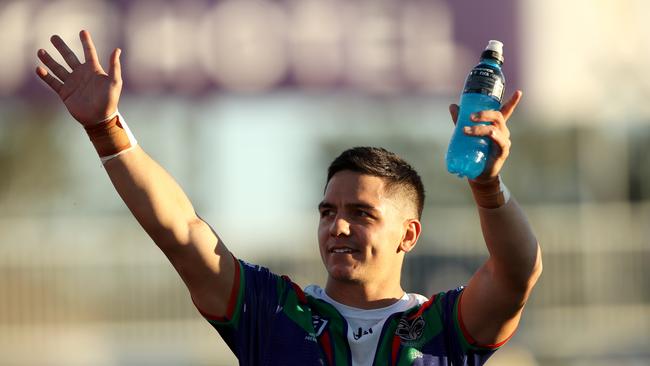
[495,242,543,294]
[151,215,205,250]
[531,243,543,284]
[516,242,543,293]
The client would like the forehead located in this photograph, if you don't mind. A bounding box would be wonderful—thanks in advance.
[324,171,389,202]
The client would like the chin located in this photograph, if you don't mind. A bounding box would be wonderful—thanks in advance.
[327,264,363,284]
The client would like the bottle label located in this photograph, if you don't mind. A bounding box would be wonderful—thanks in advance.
[463,67,504,102]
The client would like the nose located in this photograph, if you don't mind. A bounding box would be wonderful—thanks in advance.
[329,216,350,237]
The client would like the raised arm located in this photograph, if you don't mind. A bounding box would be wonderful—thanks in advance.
[448,91,543,346]
[36,30,235,318]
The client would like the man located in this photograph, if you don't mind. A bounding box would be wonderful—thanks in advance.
[36,30,542,365]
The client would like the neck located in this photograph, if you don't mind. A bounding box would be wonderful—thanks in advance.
[324,277,405,309]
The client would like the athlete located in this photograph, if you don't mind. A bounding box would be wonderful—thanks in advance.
[36,30,542,365]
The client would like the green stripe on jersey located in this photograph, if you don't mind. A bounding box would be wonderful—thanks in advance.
[278,278,313,334]
[372,314,400,366]
[308,296,352,366]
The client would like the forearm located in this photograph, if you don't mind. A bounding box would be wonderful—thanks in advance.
[103,146,200,247]
[470,179,542,289]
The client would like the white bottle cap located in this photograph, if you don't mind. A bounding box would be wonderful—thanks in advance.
[485,40,503,54]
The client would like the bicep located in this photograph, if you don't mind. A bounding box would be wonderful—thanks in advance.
[161,217,237,319]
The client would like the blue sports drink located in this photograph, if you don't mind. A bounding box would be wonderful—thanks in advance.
[446,40,505,179]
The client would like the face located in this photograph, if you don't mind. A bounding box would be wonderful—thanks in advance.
[318,170,420,285]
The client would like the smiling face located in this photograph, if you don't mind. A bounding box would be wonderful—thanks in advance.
[318,170,420,287]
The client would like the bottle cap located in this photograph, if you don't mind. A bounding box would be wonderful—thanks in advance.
[480,40,504,64]
[485,40,503,54]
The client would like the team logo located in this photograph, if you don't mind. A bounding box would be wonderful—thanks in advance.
[312,314,329,337]
[396,316,425,341]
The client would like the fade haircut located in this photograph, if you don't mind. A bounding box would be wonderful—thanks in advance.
[326,147,426,219]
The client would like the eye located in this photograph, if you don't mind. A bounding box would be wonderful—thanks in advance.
[319,209,334,218]
[356,210,372,218]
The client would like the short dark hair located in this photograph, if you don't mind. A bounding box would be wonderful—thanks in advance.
[326,147,425,218]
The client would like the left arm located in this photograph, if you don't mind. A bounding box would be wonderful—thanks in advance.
[449,91,543,346]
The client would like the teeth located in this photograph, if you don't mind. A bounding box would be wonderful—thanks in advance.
[332,248,353,253]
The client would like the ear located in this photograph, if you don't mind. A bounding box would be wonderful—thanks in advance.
[398,219,421,253]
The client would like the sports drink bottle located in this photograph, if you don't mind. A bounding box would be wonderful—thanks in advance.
[446,40,505,179]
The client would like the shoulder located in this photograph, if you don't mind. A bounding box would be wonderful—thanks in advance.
[237,259,307,298]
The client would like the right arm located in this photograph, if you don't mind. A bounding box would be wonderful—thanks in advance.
[105,147,236,318]
[36,30,235,318]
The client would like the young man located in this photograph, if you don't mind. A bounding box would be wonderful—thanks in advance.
[36,30,542,365]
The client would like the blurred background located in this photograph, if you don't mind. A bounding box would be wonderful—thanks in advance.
[1,0,649,365]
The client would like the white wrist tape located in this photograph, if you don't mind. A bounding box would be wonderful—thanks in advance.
[96,110,120,124]
[98,111,138,165]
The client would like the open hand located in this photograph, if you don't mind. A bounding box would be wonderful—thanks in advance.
[36,30,122,126]
[448,90,523,184]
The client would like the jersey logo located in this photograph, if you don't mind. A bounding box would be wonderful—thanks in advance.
[396,316,425,341]
[312,314,329,337]
[352,326,373,340]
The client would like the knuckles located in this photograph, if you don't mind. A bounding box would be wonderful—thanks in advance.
[473,111,504,123]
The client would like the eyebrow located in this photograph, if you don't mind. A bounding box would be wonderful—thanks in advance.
[318,201,380,213]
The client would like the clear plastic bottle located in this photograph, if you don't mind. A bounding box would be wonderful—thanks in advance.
[446,40,505,179]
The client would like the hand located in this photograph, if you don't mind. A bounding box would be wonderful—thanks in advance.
[448,90,523,184]
[36,30,122,126]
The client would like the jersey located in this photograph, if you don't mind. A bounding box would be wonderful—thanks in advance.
[304,285,428,366]
[196,259,505,365]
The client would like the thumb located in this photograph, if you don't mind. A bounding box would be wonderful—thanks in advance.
[448,104,459,126]
[108,48,122,83]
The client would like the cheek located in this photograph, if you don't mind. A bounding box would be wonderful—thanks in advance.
[317,221,327,237]
[367,226,402,254]
[357,228,378,254]
[317,223,329,248]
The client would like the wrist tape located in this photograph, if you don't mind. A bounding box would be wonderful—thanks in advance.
[469,177,511,209]
[84,111,138,165]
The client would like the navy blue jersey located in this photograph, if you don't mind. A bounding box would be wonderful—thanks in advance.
[196,259,505,365]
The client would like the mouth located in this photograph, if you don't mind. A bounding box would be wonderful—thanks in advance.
[329,247,358,254]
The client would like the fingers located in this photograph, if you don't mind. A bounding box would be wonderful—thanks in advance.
[463,125,511,155]
[108,48,122,83]
[500,90,523,120]
[470,110,505,127]
[50,35,82,69]
[79,30,99,65]
[448,104,459,125]
[35,66,63,93]
[468,90,523,127]
[469,111,510,141]
[37,49,70,81]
